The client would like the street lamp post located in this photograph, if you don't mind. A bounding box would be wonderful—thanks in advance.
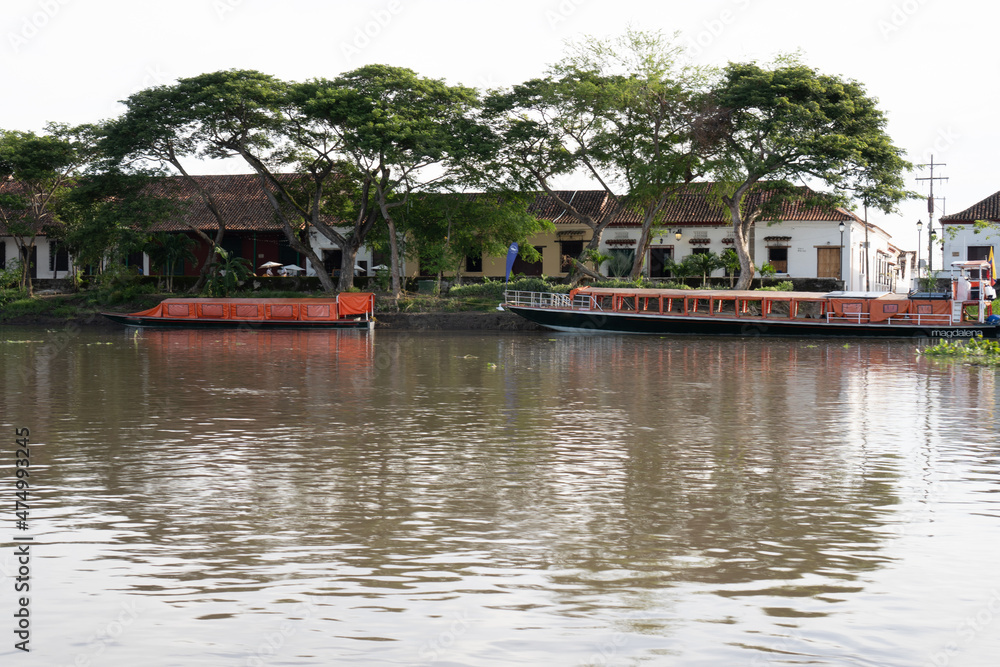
[916,219,923,290]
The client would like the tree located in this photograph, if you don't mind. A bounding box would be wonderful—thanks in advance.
[0,124,93,295]
[721,247,741,287]
[390,191,553,294]
[301,65,487,296]
[485,30,709,283]
[683,251,723,287]
[57,169,175,278]
[102,85,243,291]
[145,232,197,292]
[707,61,912,289]
[205,245,252,297]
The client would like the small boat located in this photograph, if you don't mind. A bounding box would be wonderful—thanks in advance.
[101,294,375,330]
[503,262,999,339]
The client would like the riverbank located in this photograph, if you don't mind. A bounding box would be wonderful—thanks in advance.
[0,290,541,331]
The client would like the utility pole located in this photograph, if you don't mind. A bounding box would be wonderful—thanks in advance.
[916,155,948,277]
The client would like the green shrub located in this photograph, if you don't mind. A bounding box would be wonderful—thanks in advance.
[449,277,571,300]
[756,280,795,292]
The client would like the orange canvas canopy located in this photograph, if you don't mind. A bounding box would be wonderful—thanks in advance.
[338,293,375,317]
[870,295,910,323]
[828,298,870,318]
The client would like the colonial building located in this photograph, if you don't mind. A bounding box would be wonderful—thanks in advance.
[940,190,1000,273]
[460,185,902,291]
[1,175,909,291]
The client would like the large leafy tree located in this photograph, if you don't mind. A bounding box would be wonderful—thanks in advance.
[707,61,912,289]
[0,124,93,294]
[390,191,553,293]
[56,169,175,277]
[484,30,709,283]
[102,84,247,291]
[301,65,487,296]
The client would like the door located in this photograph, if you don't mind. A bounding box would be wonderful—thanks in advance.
[650,247,673,278]
[817,247,842,279]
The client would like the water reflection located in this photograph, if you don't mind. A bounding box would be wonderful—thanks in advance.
[1,329,999,665]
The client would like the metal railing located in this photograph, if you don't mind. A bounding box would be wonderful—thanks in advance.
[826,313,953,325]
[504,291,573,309]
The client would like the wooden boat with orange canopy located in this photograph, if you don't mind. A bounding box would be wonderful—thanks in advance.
[101,294,375,330]
[503,261,999,339]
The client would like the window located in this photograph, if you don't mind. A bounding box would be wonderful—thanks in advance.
[606,248,634,277]
[768,247,788,273]
[510,246,544,276]
[465,254,483,272]
[48,241,70,273]
[0,241,5,269]
[559,240,583,272]
[969,246,992,261]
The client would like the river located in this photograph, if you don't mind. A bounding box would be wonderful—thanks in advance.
[1,326,999,666]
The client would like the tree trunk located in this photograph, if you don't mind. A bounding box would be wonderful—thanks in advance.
[386,215,402,297]
[629,196,668,280]
[725,185,756,291]
[569,258,605,281]
[15,239,34,297]
[338,243,362,293]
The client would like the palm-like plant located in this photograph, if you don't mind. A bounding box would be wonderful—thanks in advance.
[721,248,741,288]
[206,245,252,297]
[683,251,723,287]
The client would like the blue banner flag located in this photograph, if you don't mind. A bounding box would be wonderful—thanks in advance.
[504,242,519,283]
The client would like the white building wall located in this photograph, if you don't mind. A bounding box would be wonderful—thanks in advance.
[941,224,999,279]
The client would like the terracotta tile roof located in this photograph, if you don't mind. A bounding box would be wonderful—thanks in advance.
[0,175,858,237]
[146,174,287,232]
[532,183,854,226]
[940,190,1000,223]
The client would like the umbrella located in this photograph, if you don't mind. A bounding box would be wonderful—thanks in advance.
[259,261,282,269]
[372,264,388,270]
[282,264,305,273]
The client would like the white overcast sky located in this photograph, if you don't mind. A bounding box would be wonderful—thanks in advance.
[1,0,993,247]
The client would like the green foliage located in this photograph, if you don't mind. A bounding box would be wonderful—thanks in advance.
[145,232,197,292]
[0,260,23,289]
[721,248,740,287]
[583,248,611,274]
[756,280,795,292]
[707,60,914,289]
[918,271,941,292]
[757,263,778,278]
[392,191,552,281]
[591,277,654,289]
[920,335,1000,365]
[681,251,722,286]
[0,123,93,291]
[0,286,28,311]
[605,249,634,277]
[58,170,175,272]
[205,246,253,297]
[449,277,571,301]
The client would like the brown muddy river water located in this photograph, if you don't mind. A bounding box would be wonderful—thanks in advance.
[1,326,999,666]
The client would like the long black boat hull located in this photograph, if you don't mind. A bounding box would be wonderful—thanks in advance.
[507,305,1000,339]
